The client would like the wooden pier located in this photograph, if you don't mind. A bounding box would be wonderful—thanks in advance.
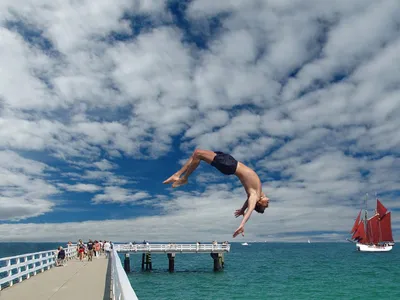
[114,243,230,254]
[0,256,109,300]
[116,243,230,272]
[0,243,230,300]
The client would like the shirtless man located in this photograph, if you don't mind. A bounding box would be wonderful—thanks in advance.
[163,149,270,238]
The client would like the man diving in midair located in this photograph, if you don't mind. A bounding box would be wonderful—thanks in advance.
[163,149,270,238]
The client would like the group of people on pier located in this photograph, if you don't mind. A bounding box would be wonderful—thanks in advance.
[68,239,113,261]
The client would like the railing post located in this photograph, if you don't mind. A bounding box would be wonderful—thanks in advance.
[46,252,49,270]
[33,255,37,276]
[17,257,22,283]
[40,253,44,273]
[45,252,48,270]
[50,251,55,268]
[46,252,50,270]
[51,251,54,268]
[7,259,13,287]
[26,256,30,279]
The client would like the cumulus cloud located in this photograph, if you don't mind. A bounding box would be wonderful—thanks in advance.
[58,183,102,193]
[0,197,54,221]
[0,0,399,242]
[0,184,360,241]
[92,186,150,204]
[0,150,50,174]
[94,159,117,171]
[0,151,58,220]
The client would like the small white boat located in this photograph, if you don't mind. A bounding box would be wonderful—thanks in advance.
[307,239,311,244]
[241,242,249,246]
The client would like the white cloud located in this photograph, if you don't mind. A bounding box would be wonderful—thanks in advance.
[231,136,276,162]
[0,151,58,220]
[189,111,263,150]
[92,186,150,204]
[184,110,230,139]
[0,150,50,174]
[0,28,56,110]
[0,184,386,242]
[0,197,54,221]
[58,183,102,193]
[82,170,130,186]
[94,159,117,171]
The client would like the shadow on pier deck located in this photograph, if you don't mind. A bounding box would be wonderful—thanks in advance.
[0,258,109,300]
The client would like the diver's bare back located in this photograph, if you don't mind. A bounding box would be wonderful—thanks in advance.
[235,162,262,196]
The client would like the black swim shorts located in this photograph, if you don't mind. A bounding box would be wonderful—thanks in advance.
[211,151,238,175]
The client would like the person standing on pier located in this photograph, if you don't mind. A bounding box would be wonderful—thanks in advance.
[87,239,94,261]
[104,241,111,258]
[94,241,101,258]
[77,240,85,261]
[163,149,270,238]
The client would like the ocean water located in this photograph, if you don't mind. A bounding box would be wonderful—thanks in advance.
[1,242,399,300]
[124,243,400,300]
[0,243,62,259]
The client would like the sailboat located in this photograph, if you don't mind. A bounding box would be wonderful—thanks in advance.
[349,198,394,252]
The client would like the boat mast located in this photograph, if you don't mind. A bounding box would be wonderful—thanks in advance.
[364,193,368,219]
[364,193,369,243]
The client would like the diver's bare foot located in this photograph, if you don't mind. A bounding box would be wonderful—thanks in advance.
[172,178,188,188]
[163,175,180,184]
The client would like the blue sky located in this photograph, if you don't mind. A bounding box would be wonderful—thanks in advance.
[0,0,399,242]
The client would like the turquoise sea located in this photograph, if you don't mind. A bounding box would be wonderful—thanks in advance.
[1,242,399,299]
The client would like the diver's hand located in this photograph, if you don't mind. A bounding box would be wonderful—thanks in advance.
[234,209,244,218]
[233,225,245,238]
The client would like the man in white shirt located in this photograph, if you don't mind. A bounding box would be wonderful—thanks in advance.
[103,241,111,258]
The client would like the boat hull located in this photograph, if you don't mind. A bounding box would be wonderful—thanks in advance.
[356,243,393,252]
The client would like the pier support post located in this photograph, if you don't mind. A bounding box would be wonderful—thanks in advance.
[124,253,131,273]
[145,253,152,270]
[141,253,145,270]
[211,253,223,271]
[167,253,175,272]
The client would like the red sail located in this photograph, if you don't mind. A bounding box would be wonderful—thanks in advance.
[351,210,362,233]
[380,212,394,242]
[376,199,387,217]
[352,221,367,243]
[367,215,380,244]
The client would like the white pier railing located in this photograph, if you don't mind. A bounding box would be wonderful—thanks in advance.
[114,243,231,253]
[111,248,138,300]
[0,246,77,291]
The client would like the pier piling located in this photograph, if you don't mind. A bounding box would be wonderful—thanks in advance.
[145,253,152,270]
[124,253,130,273]
[167,253,175,272]
[211,253,223,271]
